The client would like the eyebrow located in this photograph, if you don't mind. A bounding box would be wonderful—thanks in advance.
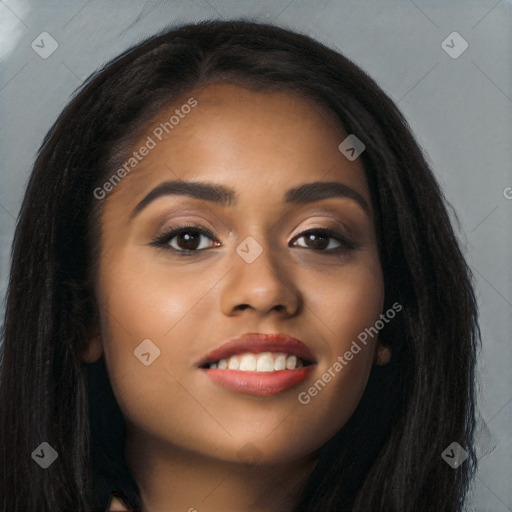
[129,180,370,220]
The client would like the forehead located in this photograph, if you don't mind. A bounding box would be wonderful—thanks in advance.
[104,82,369,210]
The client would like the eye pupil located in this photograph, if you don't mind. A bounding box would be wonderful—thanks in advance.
[305,232,329,250]
[178,230,201,250]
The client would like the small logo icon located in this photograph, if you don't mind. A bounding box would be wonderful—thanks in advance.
[441,32,468,59]
[236,236,263,263]
[31,32,59,59]
[237,442,262,463]
[31,442,58,469]
[338,134,365,161]
[134,339,161,366]
[441,442,468,468]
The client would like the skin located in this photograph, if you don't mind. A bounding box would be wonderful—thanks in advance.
[81,83,391,512]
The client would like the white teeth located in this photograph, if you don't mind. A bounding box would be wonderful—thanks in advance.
[256,352,274,372]
[274,355,286,371]
[227,356,239,370]
[239,354,257,371]
[286,355,297,370]
[208,352,305,371]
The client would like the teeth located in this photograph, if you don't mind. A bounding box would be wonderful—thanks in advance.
[209,352,305,372]
[227,356,239,370]
[256,352,274,372]
[274,354,286,371]
[239,354,257,371]
[286,355,297,370]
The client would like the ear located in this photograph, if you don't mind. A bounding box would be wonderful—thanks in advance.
[374,340,391,366]
[78,333,103,363]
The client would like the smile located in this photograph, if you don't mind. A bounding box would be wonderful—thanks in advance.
[200,351,315,396]
[207,351,306,371]
[197,333,317,396]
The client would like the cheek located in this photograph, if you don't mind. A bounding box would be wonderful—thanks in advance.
[293,257,384,420]
[95,257,189,436]
[307,256,385,356]
[94,251,172,379]
[95,250,222,419]
[98,248,209,348]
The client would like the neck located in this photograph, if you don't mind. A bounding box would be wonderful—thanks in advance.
[125,429,319,512]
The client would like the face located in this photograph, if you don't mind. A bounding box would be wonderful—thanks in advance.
[83,83,390,466]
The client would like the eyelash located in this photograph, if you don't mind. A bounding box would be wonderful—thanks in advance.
[150,223,356,257]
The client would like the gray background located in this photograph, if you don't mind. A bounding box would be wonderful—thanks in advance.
[0,1,511,510]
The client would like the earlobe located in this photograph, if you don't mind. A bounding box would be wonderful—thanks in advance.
[78,334,103,363]
[374,342,391,366]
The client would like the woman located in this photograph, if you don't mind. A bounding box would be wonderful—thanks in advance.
[0,19,479,512]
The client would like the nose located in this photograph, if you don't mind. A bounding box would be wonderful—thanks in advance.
[220,239,301,317]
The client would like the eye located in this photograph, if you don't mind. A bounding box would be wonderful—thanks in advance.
[151,224,220,255]
[151,225,355,256]
[292,228,355,253]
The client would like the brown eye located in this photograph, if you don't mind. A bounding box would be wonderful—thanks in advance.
[300,232,331,250]
[293,228,355,252]
[151,225,219,255]
[173,229,203,251]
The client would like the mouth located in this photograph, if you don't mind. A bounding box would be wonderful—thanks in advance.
[201,350,312,371]
[197,333,316,396]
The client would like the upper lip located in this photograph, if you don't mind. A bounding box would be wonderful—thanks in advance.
[196,332,317,368]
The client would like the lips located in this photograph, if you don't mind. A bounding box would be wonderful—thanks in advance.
[197,333,316,396]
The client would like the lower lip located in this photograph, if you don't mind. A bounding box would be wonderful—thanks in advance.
[201,366,314,396]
